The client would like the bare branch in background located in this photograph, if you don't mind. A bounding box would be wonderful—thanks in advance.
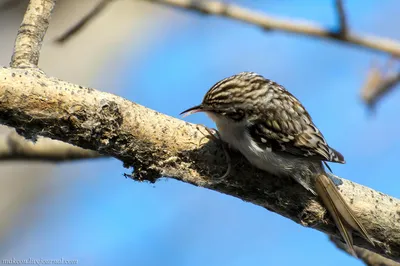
[0,131,104,161]
[361,59,400,108]
[331,237,400,266]
[138,0,400,108]
[334,0,348,36]
[139,0,400,56]
[0,0,26,11]
[56,0,400,108]
[55,0,115,43]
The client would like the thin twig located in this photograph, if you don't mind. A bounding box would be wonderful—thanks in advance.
[334,0,348,36]
[10,0,56,68]
[361,60,400,107]
[139,0,400,57]
[364,73,400,107]
[55,0,115,43]
[0,0,25,11]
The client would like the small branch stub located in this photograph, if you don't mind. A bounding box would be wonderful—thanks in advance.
[360,60,400,108]
[10,0,56,68]
[335,0,348,36]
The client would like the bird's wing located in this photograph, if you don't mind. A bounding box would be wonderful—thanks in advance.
[247,91,345,163]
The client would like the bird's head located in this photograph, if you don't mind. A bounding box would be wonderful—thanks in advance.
[180,72,267,123]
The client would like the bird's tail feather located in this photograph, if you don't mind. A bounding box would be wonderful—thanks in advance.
[315,174,374,257]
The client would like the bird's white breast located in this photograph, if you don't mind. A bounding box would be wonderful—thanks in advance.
[206,113,295,176]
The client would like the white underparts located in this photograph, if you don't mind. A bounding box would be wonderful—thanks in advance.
[207,112,322,194]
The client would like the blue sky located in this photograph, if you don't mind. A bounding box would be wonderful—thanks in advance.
[2,1,400,265]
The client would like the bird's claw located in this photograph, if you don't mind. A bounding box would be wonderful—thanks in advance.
[196,125,232,180]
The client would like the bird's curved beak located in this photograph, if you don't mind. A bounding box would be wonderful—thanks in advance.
[180,105,204,117]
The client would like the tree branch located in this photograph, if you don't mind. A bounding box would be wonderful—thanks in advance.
[55,0,114,43]
[10,0,55,68]
[139,0,400,57]
[0,0,26,11]
[3,0,103,162]
[334,0,348,36]
[55,0,400,107]
[361,61,400,108]
[140,0,400,108]
[0,130,103,161]
[0,67,398,260]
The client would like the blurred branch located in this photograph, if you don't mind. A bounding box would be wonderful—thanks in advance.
[334,0,348,36]
[0,0,26,11]
[0,131,104,161]
[331,236,400,266]
[0,0,18,10]
[141,0,400,108]
[361,60,400,108]
[139,0,400,56]
[55,0,115,43]
[56,0,400,107]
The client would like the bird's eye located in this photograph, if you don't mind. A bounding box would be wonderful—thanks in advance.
[227,109,245,121]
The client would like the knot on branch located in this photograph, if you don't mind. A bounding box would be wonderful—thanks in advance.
[93,99,123,148]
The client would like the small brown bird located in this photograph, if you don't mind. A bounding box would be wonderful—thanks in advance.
[181,72,374,255]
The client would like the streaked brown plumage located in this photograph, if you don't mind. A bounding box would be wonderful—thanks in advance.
[181,72,374,256]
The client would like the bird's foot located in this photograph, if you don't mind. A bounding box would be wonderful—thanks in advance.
[196,125,232,181]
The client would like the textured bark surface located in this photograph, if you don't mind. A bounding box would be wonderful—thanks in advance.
[0,0,179,251]
[0,67,398,260]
